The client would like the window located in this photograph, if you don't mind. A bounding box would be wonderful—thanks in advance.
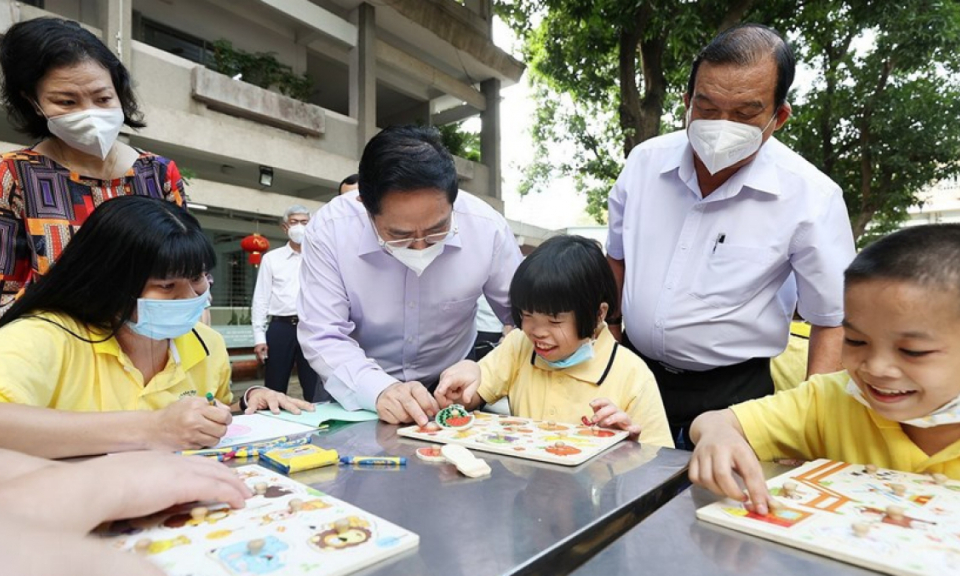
[136,15,213,65]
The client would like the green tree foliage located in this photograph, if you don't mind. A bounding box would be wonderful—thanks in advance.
[768,0,960,242]
[209,39,314,102]
[499,0,960,239]
[437,122,482,162]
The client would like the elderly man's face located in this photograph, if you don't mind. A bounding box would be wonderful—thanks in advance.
[685,56,789,169]
[370,188,453,251]
[281,213,309,231]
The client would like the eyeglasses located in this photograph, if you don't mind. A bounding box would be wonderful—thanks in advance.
[374,213,458,250]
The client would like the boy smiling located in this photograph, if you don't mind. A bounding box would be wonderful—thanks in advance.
[689,224,960,514]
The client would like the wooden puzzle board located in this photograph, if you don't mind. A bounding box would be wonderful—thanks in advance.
[94,465,418,576]
[696,459,960,576]
[397,412,629,466]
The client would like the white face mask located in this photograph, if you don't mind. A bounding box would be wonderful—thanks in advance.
[686,109,778,175]
[46,107,125,160]
[844,378,960,428]
[387,241,445,277]
[287,223,307,245]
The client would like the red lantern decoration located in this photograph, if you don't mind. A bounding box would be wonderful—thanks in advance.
[240,233,270,266]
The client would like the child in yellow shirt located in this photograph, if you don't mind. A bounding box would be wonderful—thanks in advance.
[0,196,312,458]
[690,224,960,514]
[435,235,673,448]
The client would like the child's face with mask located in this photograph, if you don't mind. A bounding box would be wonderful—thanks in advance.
[521,310,589,364]
[842,279,960,424]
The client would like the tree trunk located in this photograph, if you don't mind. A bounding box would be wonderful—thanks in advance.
[618,3,667,156]
[852,208,876,240]
[718,0,757,32]
[637,31,667,145]
[617,9,644,156]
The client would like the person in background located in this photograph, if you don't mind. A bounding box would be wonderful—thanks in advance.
[0,18,185,316]
[770,319,811,392]
[297,126,522,425]
[605,24,855,447]
[473,294,510,361]
[0,196,311,458]
[437,235,673,448]
[251,205,328,402]
[339,173,359,195]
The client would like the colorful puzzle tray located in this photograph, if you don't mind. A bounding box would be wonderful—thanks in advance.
[696,459,960,576]
[94,465,419,576]
[397,411,629,466]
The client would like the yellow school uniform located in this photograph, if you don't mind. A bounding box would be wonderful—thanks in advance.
[0,312,232,411]
[477,326,674,448]
[733,371,960,478]
[770,321,810,392]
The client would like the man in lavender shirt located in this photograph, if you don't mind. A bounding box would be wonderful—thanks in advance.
[297,126,522,425]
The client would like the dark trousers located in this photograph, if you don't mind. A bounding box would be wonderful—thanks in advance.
[473,330,501,361]
[264,317,329,402]
[622,332,773,449]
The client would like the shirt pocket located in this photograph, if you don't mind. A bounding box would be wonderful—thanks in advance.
[439,295,480,313]
[691,245,779,308]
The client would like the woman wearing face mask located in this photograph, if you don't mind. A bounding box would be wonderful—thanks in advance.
[0,196,314,459]
[0,18,185,316]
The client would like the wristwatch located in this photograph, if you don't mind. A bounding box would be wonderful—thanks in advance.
[240,386,266,412]
[606,316,622,326]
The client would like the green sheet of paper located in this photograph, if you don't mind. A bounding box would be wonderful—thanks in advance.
[259,402,378,427]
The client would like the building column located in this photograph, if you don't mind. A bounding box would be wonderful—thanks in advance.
[349,2,377,156]
[97,0,132,65]
[480,78,501,201]
[465,0,494,36]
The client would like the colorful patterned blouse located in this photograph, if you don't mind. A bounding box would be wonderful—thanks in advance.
[0,148,184,313]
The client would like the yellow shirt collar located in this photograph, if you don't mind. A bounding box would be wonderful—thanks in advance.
[91,326,210,371]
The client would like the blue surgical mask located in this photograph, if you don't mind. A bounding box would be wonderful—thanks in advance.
[126,293,210,340]
[544,340,595,369]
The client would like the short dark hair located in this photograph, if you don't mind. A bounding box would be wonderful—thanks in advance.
[339,173,359,190]
[357,125,458,215]
[510,235,619,339]
[686,23,796,110]
[845,224,960,295]
[0,196,215,335]
[0,17,146,139]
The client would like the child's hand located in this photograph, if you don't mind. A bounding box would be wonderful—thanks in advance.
[587,398,641,437]
[688,410,773,515]
[151,396,232,451]
[435,361,482,409]
[89,451,253,519]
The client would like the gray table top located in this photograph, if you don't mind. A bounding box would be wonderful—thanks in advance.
[287,420,690,576]
[572,462,880,576]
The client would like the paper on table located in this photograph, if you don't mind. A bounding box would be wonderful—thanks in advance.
[212,413,317,449]
[259,402,378,427]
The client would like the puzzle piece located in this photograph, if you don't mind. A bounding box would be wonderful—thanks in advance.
[441,445,491,478]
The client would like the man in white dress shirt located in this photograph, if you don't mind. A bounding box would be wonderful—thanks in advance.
[605,24,856,447]
[251,205,328,402]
